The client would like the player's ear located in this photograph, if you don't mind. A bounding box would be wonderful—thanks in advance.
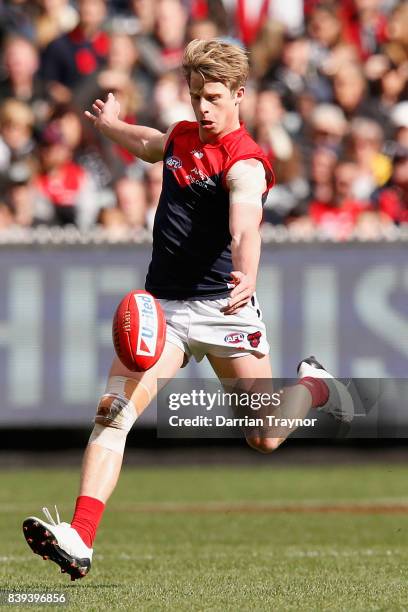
[234,87,245,106]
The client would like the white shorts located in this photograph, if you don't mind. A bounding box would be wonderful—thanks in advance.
[158,294,270,365]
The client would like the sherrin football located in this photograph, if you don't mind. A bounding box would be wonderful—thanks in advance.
[112,290,166,372]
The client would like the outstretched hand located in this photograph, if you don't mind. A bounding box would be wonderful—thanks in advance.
[221,271,256,315]
[84,92,121,131]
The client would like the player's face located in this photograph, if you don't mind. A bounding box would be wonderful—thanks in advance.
[189,71,244,143]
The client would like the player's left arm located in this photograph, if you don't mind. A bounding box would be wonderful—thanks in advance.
[222,158,266,315]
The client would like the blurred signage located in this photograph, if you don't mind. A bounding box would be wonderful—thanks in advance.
[0,244,406,426]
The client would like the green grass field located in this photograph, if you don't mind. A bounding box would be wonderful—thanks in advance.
[1,464,408,611]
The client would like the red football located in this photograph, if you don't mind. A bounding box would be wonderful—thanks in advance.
[112,290,166,372]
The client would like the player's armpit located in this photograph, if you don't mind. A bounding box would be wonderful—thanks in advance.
[143,122,179,163]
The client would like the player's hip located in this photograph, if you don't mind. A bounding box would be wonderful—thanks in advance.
[158,294,269,362]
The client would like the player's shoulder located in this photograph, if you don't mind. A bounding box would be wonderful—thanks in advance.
[222,124,274,190]
[227,158,266,178]
[221,125,265,163]
[164,120,199,151]
[167,120,199,140]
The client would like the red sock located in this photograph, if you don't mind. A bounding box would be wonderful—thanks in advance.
[71,496,105,548]
[297,376,329,408]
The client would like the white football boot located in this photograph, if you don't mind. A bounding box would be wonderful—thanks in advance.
[23,506,92,581]
[297,356,354,424]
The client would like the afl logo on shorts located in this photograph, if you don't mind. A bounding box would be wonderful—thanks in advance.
[166,156,182,170]
[224,332,245,344]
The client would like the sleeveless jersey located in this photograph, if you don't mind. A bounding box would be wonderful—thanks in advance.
[145,120,274,300]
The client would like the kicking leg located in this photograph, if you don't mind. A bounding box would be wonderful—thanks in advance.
[208,353,323,453]
[78,343,183,503]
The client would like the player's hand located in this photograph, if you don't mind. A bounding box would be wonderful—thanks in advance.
[221,271,255,315]
[84,92,121,132]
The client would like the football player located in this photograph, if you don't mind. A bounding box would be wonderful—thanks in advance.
[23,39,353,580]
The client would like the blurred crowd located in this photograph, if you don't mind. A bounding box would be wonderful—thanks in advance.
[0,0,406,240]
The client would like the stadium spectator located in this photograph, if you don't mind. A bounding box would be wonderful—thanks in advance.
[272,36,326,109]
[0,0,406,234]
[371,145,408,224]
[345,0,388,61]
[383,2,408,68]
[305,146,337,212]
[114,176,147,230]
[50,104,120,206]
[248,20,285,81]
[33,0,79,49]
[0,35,49,124]
[391,102,408,148]
[152,71,195,130]
[74,31,151,122]
[306,3,361,91]
[0,99,36,185]
[308,160,369,239]
[128,0,157,36]
[34,120,99,229]
[333,62,378,120]
[97,205,129,239]
[0,159,47,229]
[307,4,344,57]
[347,117,392,199]
[309,104,348,157]
[365,54,408,137]
[135,0,188,78]
[0,0,35,42]
[40,0,109,102]
[187,17,220,43]
[254,88,308,222]
[6,177,37,227]
[206,0,303,45]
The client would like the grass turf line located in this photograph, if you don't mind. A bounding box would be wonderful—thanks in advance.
[1,465,408,611]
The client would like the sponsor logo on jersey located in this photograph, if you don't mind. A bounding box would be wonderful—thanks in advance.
[135,294,158,356]
[191,149,204,159]
[224,332,245,344]
[185,167,216,189]
[166,156,182,170]
[247,331,262,348]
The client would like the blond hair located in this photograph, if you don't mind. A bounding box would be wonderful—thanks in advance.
[0,99,34,127]
[182,39,249,92]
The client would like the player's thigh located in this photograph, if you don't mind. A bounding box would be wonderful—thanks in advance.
[208,352,272,382]
[208,353,280,452]
[109,340,185,401]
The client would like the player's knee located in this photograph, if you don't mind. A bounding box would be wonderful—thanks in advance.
[88,376,151,454]
[246,436,282,454]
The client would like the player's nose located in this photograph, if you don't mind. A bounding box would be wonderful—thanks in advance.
[198,98,210,114]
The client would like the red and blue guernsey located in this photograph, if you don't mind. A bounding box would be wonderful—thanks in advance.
[145,120,274,300]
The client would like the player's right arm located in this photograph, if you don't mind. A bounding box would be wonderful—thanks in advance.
[84,92,170,163]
